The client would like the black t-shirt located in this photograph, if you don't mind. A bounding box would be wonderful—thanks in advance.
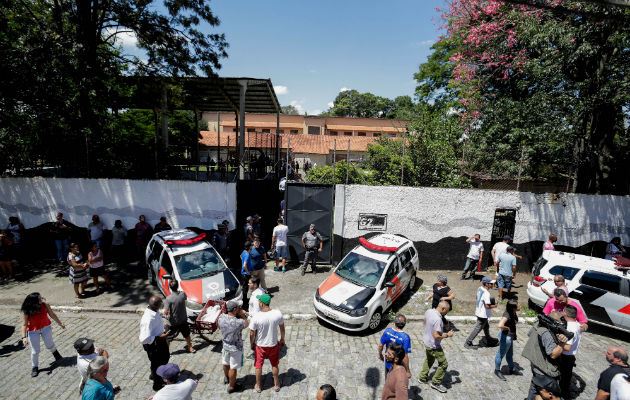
[502,311,518,340]
[598,364,630,393]
[432,284,452,309]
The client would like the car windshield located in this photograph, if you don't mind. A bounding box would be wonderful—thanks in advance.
[335,252,386,287]
[174,247,225,280]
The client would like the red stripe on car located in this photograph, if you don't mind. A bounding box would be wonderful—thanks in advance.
[319,273,344,296]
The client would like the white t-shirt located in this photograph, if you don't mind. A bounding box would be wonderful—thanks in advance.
[152,379,198,400]
[77,352,97,378]
[563,320,582,356]
[248,287,266,318]
[88,222,105,241]
[475,286,492,318]
[467,240,484,260]
[492,242,509,262]
[250,309,284,347]
[611,374,630,400]
[272,225,289,247]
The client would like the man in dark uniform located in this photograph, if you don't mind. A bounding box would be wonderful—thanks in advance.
[301,224,323,276]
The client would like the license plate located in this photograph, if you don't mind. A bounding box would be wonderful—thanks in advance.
[322,308,337,320]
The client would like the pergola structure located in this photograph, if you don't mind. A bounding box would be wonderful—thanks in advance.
[119,76,281,178]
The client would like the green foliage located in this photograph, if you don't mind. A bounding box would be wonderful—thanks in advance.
[281,105,300,115]
[325,90,413,119]
[305,161,369,184]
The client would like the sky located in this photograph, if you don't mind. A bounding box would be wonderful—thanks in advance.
[207,0,445,115]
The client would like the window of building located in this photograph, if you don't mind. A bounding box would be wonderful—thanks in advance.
[358,132,366,137]
[307,126,321,135]
[329,131,338,136]
[262,129,270,133]
[290,129,299,134]
[277,129,284,134]
[389,134,396,138]
[373,133,381,137]
[247,128,256,133]
[232,128,238,132]
[344,131,353,136]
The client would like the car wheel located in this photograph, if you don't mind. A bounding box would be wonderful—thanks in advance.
[368,308,382,331]
[148,266,156,285]
[407,271,417,291]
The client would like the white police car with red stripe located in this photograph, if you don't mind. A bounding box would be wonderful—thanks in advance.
[313,234,419,332]
[146,229,241,322]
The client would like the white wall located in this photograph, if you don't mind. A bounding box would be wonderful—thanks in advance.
[0,178,236,230]
[334,185,630,247]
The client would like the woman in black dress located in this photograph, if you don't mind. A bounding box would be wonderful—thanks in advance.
[426,274,454,309]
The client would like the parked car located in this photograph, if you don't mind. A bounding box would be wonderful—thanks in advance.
[313,234,419,332]
[527,250,630,332]
[145,229,241,321]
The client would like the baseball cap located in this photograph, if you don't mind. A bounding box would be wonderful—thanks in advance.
[73,338,94,352]
[507,246,515,252]
[253,214,261,219]
[481,276,495,285]
[503,235,512,241]
[156,363,180,381]
[226,299,243,312]
[256,293,271,305]
[246,216,252,222]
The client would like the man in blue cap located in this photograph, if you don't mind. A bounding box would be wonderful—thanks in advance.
[152,363,198,400]
[464,276,498,349]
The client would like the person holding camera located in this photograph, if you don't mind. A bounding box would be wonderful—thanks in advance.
[301,224,323,276]
[218,300,248,394]
[522,311,572,400]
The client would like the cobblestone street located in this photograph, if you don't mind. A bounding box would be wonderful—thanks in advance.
[1,310,627,399]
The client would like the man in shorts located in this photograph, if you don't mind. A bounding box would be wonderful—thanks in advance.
[249,293,285,393]
[497,246,517,301]
[218,300,248,394]
[271,218,289,272]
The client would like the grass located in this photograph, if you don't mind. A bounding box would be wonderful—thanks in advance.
[520,304,537,318]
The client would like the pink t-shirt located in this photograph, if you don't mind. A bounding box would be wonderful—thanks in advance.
[543,241,555,251]
[542,298,588,324]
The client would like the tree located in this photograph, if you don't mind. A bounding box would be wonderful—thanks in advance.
[437,0,630,193]
[326,90,394,118]
[0,0,228,177]
[281,105,300,115]
[305,160,369,184]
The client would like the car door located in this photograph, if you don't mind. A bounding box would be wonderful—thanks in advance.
[148,241,163,279]
[383,257,404,309]
[157,251,175,297]
[571,271,628,329]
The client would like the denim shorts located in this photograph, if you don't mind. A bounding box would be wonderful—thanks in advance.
[275,245,288,259]
[497,274,512,290]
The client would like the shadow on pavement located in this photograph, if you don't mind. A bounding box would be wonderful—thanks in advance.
[365,366,381,400]
[587,323,629,341]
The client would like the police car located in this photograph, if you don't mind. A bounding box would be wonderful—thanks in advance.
[527,250,630,332]
[313,234,419,332]
[145,229,241,321]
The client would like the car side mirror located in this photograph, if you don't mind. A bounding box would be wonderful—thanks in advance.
[384,281,395,288]
[162,274,172,280]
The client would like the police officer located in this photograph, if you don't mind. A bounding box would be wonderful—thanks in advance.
[301,224,323,276]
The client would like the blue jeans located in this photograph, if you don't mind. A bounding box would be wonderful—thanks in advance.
[495,330,514,371]
[55,239,68,261]
[461,257,477,277]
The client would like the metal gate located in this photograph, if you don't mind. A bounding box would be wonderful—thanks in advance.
[285,183,334,264]
[487,207,517,267]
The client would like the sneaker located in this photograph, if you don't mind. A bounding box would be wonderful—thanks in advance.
[300,268,305,276]
[508,369,522,376]
[31,367,39,377]
[417,377,428,385]
[430,383,447,393]
[464,342,478,349]
[494,370,506,381]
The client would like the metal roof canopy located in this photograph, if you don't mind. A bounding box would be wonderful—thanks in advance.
[119,76,281,114]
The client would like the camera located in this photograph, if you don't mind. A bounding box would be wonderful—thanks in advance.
[537,313,574,341]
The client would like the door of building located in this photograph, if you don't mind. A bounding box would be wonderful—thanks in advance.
[285,183,334,264]
[488,208,517,268]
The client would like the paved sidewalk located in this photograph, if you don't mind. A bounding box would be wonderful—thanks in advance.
[1,311,626,399]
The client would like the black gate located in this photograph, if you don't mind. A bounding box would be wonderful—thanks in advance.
[487,207,517,267]
[285,183,334,264]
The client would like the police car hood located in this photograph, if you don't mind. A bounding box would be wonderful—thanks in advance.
[179,269,240,305]
[318,273,375,310]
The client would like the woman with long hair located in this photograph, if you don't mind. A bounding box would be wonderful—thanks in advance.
[494,299,520,380]
[68,243,89,298]
[79,356,120,399]
[21,292,65,377]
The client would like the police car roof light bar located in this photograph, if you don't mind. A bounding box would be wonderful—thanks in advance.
[164,232,206,246]
[359,237,399,252]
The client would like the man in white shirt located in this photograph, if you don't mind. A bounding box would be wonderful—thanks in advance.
[559,304,582,399]
[152,363,198,400]
[139,296,170,391]
[461,234,484,280]
[87,214,105,247]
[491,235,511,268]
[248,277,266,318]
[249,293,285,393]
[465,277,497,348]
[74,337,108,380]
[272,218,289,272]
